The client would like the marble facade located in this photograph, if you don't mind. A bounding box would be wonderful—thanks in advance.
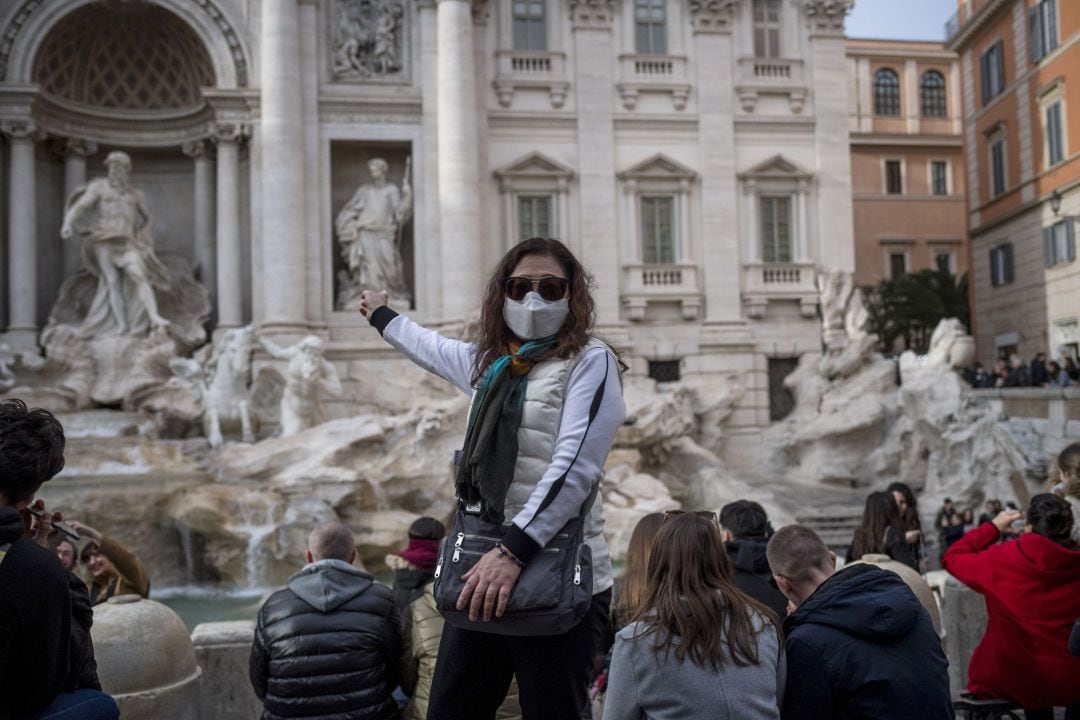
[0,0,857,441]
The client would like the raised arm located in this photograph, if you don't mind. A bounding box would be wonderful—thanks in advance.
[259,336,295,360]
[942,511,1017,594]
[360,292,477,395]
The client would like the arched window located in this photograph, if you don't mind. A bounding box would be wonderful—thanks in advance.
[921,71,947,117]
[873,69,901,116]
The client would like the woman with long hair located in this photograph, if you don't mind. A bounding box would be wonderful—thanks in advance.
[612,512,664,631]
[603,513,784,720]
[1056,442,1080,544]
[887,481,924,566]
[845,491,918,570]
[359,237,625,720]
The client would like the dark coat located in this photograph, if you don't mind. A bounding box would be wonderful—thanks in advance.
[1070,618,1080,659]
[781,563,953,720]
[943,522,1080,707]
[724,538,787,621]
[0,507,78,716]
[249,560,403,720]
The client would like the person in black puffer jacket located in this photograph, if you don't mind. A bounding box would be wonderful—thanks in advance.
[250,521,403,720]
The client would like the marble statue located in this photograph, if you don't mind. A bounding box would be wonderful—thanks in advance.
[259,336,342,438]
[0,345,16,392]
[60,151,172,338]
[170,326,258,447]
[332,0,405,80]
[818,268,854,353]
[335,157,412,309]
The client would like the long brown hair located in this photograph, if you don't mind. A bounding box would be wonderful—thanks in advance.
[471,238,595,386]
[634,513,780,669]
[613,513,664,627]
[849,491,905,559]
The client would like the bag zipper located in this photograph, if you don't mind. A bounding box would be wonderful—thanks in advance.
[452,532,464,563]
[573,543,584,586]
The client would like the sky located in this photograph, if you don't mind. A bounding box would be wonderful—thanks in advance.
[846,0,957,42]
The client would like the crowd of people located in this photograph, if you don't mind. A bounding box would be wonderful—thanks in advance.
[965,352,1080,388]
[5,237,1080,720]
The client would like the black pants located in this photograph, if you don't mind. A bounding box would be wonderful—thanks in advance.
[426,589,611,720]
[1025,706,1080,720]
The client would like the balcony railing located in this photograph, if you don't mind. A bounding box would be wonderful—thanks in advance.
[616,54,691,110]
[945,1,973,42]
[621,263,702,320]
[741,262,818,318]
[734,58,807,113]
[494,50,569,108]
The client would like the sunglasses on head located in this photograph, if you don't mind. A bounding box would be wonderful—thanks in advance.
[503,275,569,302]
[663,509,720,526]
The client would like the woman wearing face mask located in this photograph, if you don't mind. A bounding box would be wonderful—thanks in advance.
[359,237,625,720]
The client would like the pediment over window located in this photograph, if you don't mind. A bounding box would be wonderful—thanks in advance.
[494,152,575,181]
[738,154,813,180]
[617,153,697,181]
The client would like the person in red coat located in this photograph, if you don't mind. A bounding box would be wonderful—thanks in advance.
[943,493,1080,719]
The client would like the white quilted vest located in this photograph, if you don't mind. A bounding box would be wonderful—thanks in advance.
[500,337,614,594]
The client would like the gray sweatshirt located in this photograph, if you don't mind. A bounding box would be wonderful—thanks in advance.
[603,612,785,720]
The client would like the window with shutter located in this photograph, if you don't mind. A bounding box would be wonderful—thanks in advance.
[1047,102,1064,166]
[1003,243,1015,284]
[921,71,947,117]
[641,196,675,264]
[635,0,667,55]
[1031,6,1044,62]
[513,1,547,51]
[885,160,903,194]
[874,69,901,116]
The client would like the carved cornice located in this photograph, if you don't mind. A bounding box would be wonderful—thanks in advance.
[801,0,854,37]
[181,139,214,159]
[689,0,739,34]
[0,119,44,141]
[211,122,250,144]
[568,0,616,30]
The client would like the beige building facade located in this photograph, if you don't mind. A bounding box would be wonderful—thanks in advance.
[948,0,1080,365]
[846,38,968,289]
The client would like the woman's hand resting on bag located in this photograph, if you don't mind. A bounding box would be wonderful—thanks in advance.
[459,549,523,622]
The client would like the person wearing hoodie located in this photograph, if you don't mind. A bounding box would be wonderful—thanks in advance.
[387,516,445,618]
[249,521,403,720]
[766,525,953,720]
[720,500,787,621]
[0,399,118,719]
[943,494,1080,719]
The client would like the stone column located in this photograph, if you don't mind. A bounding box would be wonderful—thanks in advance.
[436,0,483,323]
[213,125,246,330]
[2,121,41,350]
[182,140,217,314]
[56,139,98,280]
[418,0,442,317]
[690,2,742,323]
[259,0,308,332]
[804,0,855,272]
[569,0,620,325]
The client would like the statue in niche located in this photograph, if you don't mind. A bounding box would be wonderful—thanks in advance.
[259,335,342,438]
[332,0,406,80]
[60,151,172,337]
[335,157,412,309]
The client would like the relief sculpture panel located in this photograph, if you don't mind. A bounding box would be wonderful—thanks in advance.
[331,0,407,81]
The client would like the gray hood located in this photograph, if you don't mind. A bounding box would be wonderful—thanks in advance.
[286,559,374,613]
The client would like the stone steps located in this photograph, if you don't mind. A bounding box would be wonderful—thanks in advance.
[794,508,863,553]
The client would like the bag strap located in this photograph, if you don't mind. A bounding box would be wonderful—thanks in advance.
[0,542,10,566]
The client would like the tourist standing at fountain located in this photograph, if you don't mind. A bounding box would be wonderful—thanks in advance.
[602,513,784,720]
[887,482,924,569]
[249,521,402,720]
[720,501,788,621]
[69,521,150,605]
[1055,443,1080,545]
[56,538,78,571]
[0,399,119,719]
[844,491,918,570]
[388,516,446,617]
[766,525,953,720]
[943,494,1080,719]
[359,237,625,720]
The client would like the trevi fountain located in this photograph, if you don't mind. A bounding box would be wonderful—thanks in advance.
[0,0,1068,714]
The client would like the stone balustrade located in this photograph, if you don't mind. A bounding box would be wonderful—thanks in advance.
[967,387,1080,455]
[620,263,702,321]
[741,262,819,319]
[616,54,691,110]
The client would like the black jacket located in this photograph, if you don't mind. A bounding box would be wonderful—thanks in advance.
[724,538,787,621]
[782,563,954,720]
[391,566,433,619]
[1070,618,1080,659]
[0,507,97,717]
[249,560,403,720]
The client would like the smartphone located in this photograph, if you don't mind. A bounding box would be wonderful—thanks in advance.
[25,506,81,543]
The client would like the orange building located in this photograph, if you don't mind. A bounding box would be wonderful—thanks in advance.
[948,0,1080,365]
[847,39,968,289]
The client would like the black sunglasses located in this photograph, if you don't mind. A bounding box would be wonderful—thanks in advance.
[503,275,569,302]
[663,510,720,527]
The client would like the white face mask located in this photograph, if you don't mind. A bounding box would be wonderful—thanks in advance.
[503,292,570,340]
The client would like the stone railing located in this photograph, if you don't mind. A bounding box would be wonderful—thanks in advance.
[741,262,818,319]
[967,387,1080,453]
[616,54,691,110]
[493,50,569,108]
[734,57,807,113]
[621,263,702,321]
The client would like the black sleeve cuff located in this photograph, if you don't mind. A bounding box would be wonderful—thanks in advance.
[369,306,399,336]
[502,524,541,565]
